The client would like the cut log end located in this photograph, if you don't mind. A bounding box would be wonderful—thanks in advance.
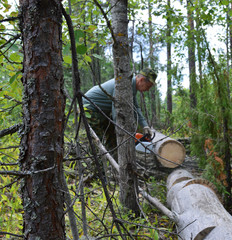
[157,140,186,168]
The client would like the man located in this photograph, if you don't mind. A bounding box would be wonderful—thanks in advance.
[83,68,157,151]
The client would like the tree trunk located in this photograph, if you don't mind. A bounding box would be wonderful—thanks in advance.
[195,3,203,89]
[148,0,157,126]
[167,169,232,240]
[151,130,186,168]
[167,0,172,116]
[187,0,197,108]
[19,1,66,239]
[230,2,232,70]
[111,0,139,215]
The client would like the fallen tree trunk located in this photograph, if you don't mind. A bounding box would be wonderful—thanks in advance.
[167,169,232,240]
[151,130,186,168]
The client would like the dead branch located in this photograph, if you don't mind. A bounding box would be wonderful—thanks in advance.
[0,123,22,138]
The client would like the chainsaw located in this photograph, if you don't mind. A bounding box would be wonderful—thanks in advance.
[135,132,155,153]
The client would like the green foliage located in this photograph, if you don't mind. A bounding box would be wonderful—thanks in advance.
[0,175,23,237]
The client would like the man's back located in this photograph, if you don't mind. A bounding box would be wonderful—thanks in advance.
[83,79,115,113]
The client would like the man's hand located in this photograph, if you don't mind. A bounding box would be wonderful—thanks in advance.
[143,126,153,137]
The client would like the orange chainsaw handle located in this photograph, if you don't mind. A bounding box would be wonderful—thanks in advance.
[135,132,155,145]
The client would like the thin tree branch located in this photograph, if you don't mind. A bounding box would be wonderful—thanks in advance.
[0,146,19,150]
[0,177,20,190]
[0,34,21,49]
[0,16,20,23]
[0,124,22,138]
[4,95,22,104]
[0,170,28,176]
[92,0,116,43]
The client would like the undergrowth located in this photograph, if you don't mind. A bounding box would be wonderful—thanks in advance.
[64,177,177,240]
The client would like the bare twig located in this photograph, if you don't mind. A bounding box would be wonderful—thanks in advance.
[4,95,22,104]
[0,34,21,49]
[0,123,22,138]
[0,151,18,162]
[0,177,20,190]
[0,146,19,150]
[92,0,116,43]
[0,170,28,176]
[0,16,20,23]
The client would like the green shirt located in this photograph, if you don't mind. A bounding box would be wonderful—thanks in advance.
[83,77,148,128]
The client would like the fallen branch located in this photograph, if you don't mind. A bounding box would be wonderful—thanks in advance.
[89,125,119,173]
[0,231,23,238]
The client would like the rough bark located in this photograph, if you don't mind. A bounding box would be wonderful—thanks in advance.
[187,0,197,108]
[230,2,232,70]
[19,0,66,239]
[111,0,139,215]
[195,6,203,89]
[167,0,172,116]
[167,169,232,240]
[148,0,157,126]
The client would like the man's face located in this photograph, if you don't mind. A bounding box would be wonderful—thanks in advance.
[136,76,153,92]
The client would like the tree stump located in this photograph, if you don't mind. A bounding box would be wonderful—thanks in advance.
[167,169,232,240]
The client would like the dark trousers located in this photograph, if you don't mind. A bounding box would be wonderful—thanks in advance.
[86,109,117,153]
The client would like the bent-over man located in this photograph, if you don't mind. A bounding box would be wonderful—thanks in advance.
[83,68,157,152]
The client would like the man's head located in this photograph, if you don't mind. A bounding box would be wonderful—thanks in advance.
[136,68,157,92]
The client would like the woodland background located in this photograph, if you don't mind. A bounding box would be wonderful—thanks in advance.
[0,0,231,239]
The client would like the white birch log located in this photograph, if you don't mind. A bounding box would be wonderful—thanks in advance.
[151,130,186,168]
[167,169,232,240]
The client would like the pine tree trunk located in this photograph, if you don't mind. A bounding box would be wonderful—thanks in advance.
[148,0,157,126]
[187,0,197,108]
[19,1,66,239]
[195,4,203,89]
[111,0,139,215]
[167,0,172,116]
